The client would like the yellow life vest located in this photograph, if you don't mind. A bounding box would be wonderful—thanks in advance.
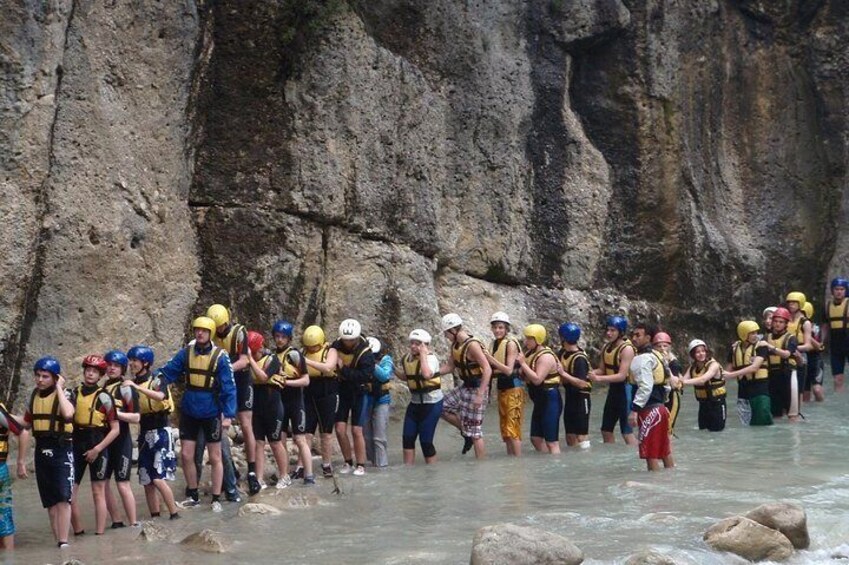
[766,332,796,369]
[403,354,441,395]
[73,385,109,429]
[489,336,521,376]
[453,336,485,384]
[560,349,592,392]
[788,316,809,348]
[526,346,560,388]
[829,299,849,330]
[185,345,225,392]
[692,358,726,400]
[251,354,275,385]
[29,389,73,437]
[137,375,174,416]
[337,337,370,369]
[213,323,246,360]
[304,344,335,378]
[628,350,669,386]
[274,347,302,381]
[731,341,768,380]
[0,427,7,463]
[603,339,635,375]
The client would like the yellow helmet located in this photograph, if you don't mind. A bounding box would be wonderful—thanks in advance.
[302,325,325,347]
[785,291,806,307]
[523,324,547,345]
[192,316,217,334]
[736,320,760,342]
[206,304,230,327]
[802,301,814,319]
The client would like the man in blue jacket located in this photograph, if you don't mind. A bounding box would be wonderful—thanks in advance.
[158,316,236,512]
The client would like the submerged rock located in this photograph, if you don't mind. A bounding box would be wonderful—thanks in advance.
[249,487,322,509]
[704,516,794,562]
[137,520,171,542]
[745,502,810,550]
[180,529,232,553]
[470,523,583,565]
[623,550,680,565]
[238,502,283,516]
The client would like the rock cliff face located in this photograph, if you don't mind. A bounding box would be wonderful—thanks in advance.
[1,0,847,401]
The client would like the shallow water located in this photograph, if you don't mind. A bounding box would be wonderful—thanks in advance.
[10,386,849,564]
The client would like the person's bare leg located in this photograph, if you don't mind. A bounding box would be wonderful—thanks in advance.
[208,443,223,496]
[181,440,198,489]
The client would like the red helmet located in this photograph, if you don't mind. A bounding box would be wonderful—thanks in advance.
[82,355,108,373]
[772,307,791,322]
[652,332,672,345]
[247,331,264,354]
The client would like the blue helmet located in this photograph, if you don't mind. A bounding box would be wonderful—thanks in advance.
[34,356,61,376]
[606,315,628,334]
[127,345,154,366]
[104,349,128,367]
[272,320,294,337]
[831,277,849,290]
[558,322,581,344]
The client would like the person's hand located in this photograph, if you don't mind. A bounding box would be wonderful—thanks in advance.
[221,417,231,429]
[84,447,100,463]
[588,372,601,383]
[56,374,66,389]
[419,344,429,356]
[628,411,638,429]
[16,460,27,480]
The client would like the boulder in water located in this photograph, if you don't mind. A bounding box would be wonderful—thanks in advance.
[137,520,171,541]
[624,550,681,565]
[238,502,283,516]
[470,523,584,565]
[703,516,794,562]
[745,502,809,550]
[180,529,231,553]
[250,487,322,509]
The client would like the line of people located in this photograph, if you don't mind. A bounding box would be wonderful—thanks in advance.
[7,276,849,548]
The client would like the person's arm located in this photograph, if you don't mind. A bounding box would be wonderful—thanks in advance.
[157,348,188,386]
[594,346,634,383]
[682,362,720,386]
[798,320,813,353]
[86,394,120,462]
[486,341,518,375]
[304,348,338,374]
[768,336,795,359]
[340,351,375,386]
[229,328,250,372]
[373,356,394,384]
[283,354,310,388]
[115,385,140,424]
[520,352,557,386]
[0,405,29,479]
[55,376,75,420]
[438,354,455,377]
[466,342,492,404]
[248,355,271,384]
[127,374,169,402]
[216,353,237,425]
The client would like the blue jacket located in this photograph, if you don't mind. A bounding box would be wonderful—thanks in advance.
[158,342,236,420]
[372,355,394,406]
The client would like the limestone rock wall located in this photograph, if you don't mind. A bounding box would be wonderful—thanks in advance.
[1,0,847,401]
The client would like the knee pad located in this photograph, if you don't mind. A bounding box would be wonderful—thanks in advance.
[402,436,416,450]
[421,442,436,458]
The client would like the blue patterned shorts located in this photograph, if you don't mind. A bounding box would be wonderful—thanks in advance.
[0,464,15,537]
[138,428,177,486]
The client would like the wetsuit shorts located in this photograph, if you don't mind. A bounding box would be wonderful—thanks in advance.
[335,384,368,427]
[805,353,824,392]
[498,387,524,440]
[252,396,284,442]
[234,370,254,413]
[564,393,591,436]
[402,400,443,453]
[179,413,222,443]
[0,464,14,536]
[35,438,74,508]
[601,382,633,435]
[697,398,726,432]
[106,431,133,482]
[637,405,670,460]
[665,389,681,434]
[282,391,307,436]
[137,428,177,485]
[749,394,773,426]
[305,391,338,435]
[529,386,562,443]
[443,385,487,439]
[72,429,109,484]
[830,331,849,375]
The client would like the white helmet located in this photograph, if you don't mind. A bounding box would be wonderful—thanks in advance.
[490,311,511,325]
[408,329,432,344]
[688,339,707,356]
[763,306,777,318]
[367,336,381,354]
[339,319,362,339]
[441,313,463,332]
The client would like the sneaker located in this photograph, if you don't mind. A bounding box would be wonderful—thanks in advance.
[303,475,316,485]
[353,465,365,476]
[339,463,354,475]
[260,481,268,491]
[58,542,70,549]
[247,472,262,496]
[169,512,181,520]
[461,436,474,454]
[321,464,333,478]
[225,491,242,503]
[111,521,126,529]
[212,501,223,513]
[289,466,305,480]
[178,498,200,508]
[276,475,292,490]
